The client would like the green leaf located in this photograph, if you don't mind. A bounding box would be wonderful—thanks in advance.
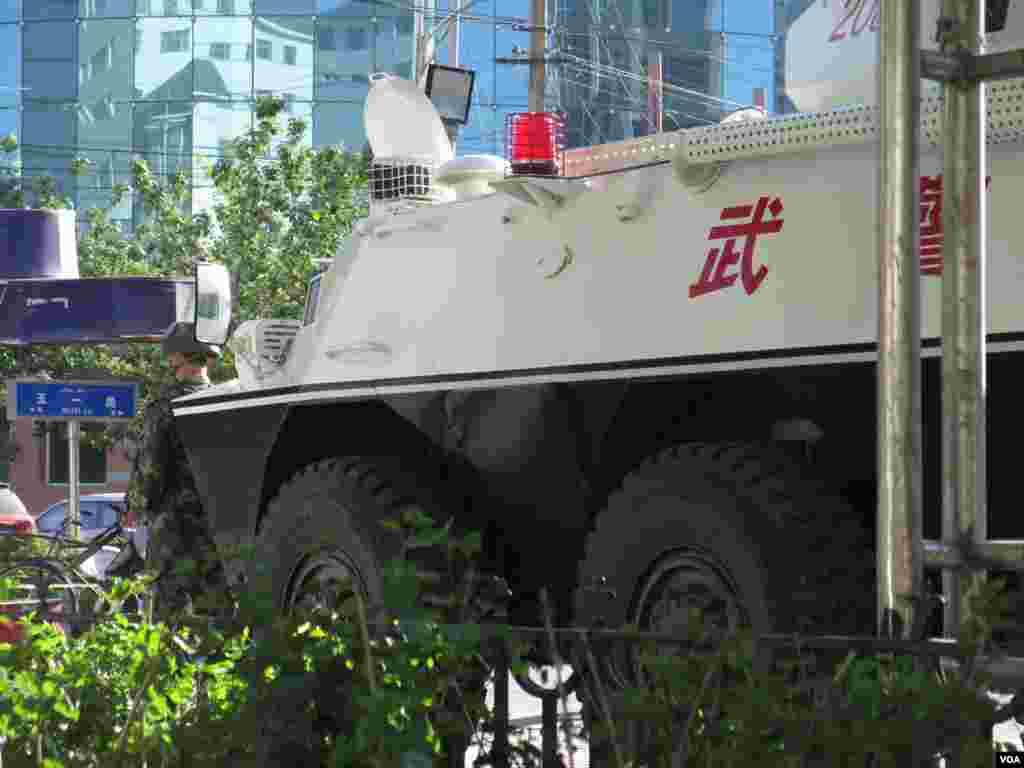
[383,560,421,613]
[408,523,450,550]
[52,697,77,721]
[401,507,436,531]
[147,628,161,656]
[146,687,171,719]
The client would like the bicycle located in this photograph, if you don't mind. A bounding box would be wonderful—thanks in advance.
[0,514,138,637]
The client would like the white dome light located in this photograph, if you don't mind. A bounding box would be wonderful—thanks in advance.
[363,74,454,167]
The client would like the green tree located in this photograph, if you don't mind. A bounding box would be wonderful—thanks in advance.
[207,95,369,326]
[0,96,368,458]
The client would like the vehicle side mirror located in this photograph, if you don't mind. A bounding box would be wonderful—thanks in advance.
[194,261,232,346]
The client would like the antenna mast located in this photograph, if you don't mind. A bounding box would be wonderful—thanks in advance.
[528,0,547,110]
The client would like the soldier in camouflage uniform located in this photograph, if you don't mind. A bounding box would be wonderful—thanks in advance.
[128,321,229,619]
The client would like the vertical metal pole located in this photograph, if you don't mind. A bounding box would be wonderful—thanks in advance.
[68,420,80,542]
[446,0,462,152]
[774,0,786,115]
[493,646,510,768]
[415,0,430,86]
[541,694,558,768]
[528,0,547,111]
[940,0,987,638]
[448,0,461,67]
[877,0,923,639]
[647,48,664,134]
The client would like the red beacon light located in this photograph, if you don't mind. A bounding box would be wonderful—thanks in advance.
[506,112,565,177]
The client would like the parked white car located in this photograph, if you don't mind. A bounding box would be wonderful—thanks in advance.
[35,493,133,580]
[35,493,128,542]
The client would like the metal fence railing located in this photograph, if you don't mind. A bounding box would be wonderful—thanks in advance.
[3,567,1024,767]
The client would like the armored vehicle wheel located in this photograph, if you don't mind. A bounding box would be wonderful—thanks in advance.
[248,456,488,767]
[572,441,874,764]
[251,458,412,624]
[247,457,434,766]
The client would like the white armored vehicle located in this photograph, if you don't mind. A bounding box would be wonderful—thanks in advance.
[176,0,1022,703]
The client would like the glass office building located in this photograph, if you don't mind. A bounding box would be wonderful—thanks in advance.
[0,0,777,231]
[552,0,779,146]
[0,0,433,230]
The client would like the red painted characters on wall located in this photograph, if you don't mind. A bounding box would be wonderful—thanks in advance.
[689,196,783,299]
[919,174,993,276]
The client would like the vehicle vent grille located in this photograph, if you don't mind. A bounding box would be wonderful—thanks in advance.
[369,156,452,215]
[258,320,302,365]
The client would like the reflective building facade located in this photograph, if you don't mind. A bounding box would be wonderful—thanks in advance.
[551,0,778,146]
[0,0,428,229]
[0,0,776,230]
[422,0,534,158]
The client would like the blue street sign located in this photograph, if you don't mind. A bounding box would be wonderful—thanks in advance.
[7,380,138,422]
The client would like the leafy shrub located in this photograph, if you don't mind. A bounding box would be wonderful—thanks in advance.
[0,511,499,767]
[0,515,1022,767]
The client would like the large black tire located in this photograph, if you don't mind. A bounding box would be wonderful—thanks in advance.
[250,457,416,620]
[248,456,483,768]
[573,441,874,763]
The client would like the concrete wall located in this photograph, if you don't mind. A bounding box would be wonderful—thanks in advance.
[7,417,132,518]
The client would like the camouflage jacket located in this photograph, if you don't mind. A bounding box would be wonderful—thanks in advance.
[127,379,209,523]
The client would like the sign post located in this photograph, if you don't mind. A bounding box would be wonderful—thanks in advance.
[6,379,138,541]
[68,421,79,541]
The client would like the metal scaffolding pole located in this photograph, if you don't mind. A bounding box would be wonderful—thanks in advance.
[528,0,547,111]
[940,0,987,638]
[877,0,924,639]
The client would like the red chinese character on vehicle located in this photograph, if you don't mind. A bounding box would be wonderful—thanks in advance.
[689,196,783,299]
[919,174,992,277]
[919,175,943,276]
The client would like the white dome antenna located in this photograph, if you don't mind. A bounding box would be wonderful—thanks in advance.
[364,74,453,167]
[364,75,456,214]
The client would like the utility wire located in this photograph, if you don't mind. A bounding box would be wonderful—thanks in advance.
[361,0,777,41]
[559,53,749,110]
[555,28,774,72]
[0,15,774,163]
[555,67,720,125]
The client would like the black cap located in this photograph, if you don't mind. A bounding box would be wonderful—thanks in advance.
[161,321,221,359]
